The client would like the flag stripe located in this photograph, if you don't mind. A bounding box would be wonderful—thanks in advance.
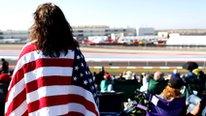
[29,103,96,116]
[18,42,37,59]
[9,101,27,116]
[9,58,73,91]
[14,49,74,79]
[5,79,25,110]
[26,85,96,104]
[24,66,73,84]
[9,49,74,91]
[7,67,24,94]
[6,66,73,108]
[66,112,84,116]
[28,94,98,115]
[6,89,26,115]
[7,61,73,102]
[26,76,72,93]
[22,110,28,116]
[5,43,99,116]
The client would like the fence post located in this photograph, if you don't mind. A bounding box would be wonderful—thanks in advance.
[128,61,130,66]
[146,61,149,66]
[165,61,168,66]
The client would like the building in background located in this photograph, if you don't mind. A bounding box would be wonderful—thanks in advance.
[139,27,155,36]
[0,30,28,43]
[2,27,206,46]
[0,26,136,43]
[73,25,137,40]
[156,29,206,35]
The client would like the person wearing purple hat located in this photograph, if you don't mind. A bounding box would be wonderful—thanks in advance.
[147,76,187,116]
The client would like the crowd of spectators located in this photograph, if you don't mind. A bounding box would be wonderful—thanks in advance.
[93,62,206,115]
[1,59,206,115]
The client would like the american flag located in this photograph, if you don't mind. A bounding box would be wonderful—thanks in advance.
[5,42,99,116]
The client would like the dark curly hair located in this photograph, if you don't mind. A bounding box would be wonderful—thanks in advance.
[29,3,79,57]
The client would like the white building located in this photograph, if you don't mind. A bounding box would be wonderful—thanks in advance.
[166,34,206,46]
[73,25,136,39]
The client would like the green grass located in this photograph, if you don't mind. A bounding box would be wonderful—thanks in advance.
[90,67,189,75]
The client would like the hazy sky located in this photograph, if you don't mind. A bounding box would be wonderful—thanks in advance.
[1,0,206,31]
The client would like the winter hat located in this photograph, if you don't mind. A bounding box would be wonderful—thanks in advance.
[168,76,184,89]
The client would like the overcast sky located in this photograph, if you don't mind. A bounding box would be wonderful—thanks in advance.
[1,0,206,31]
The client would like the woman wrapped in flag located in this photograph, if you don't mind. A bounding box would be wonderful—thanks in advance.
[5,3,99,116]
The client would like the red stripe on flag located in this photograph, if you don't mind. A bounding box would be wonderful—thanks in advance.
[28,94,98,116]
[66,112,84,116]
[22,110,28,116]
[23,58,74,71]
[5,68,24,102]
[6,89,26,116]
[26,76,72,93]
[19,43,37,59]
[7,58,74,100]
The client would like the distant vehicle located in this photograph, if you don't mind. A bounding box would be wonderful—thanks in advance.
[82,35,120,45]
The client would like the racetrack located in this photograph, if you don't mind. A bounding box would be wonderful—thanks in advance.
[1,44,206,69]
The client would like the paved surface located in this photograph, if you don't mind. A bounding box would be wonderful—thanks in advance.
[1,44,206,67]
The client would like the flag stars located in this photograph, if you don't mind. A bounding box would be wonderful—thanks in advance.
[91,86,95,90]
[75,66,79,71]
[88,71,91,75]
[73,76,77,81]
[89,79,93,83]
[80,73,83,77]
[72,50,97,98]
[77,55,81,59]
[85,71,88,75]
[83,80,88,85]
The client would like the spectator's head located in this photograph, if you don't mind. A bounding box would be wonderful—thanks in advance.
[183,62,198,72]
[1,58,5,62]
[103,73,111,80]
[168,76,184,89]
[153,71,164,81]
[100,66,105,72]
[171,69,180,79]
[161,77,184,100]
[29,3,79,57]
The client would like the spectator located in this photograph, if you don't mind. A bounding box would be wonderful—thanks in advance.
[124,71,133,80]
[1,58,9,73]
[140,73,151,92]
[182,62,205,97]
[192,68,206,95]
[0,73,10,116]
[148,76,186,116]
[117,73,125,81]
[95,66,105,91]
[100,73,113,92]
[171,69,180,78]
[0,73,11,84]
[147,71,167,95]
[5,3,99,116]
